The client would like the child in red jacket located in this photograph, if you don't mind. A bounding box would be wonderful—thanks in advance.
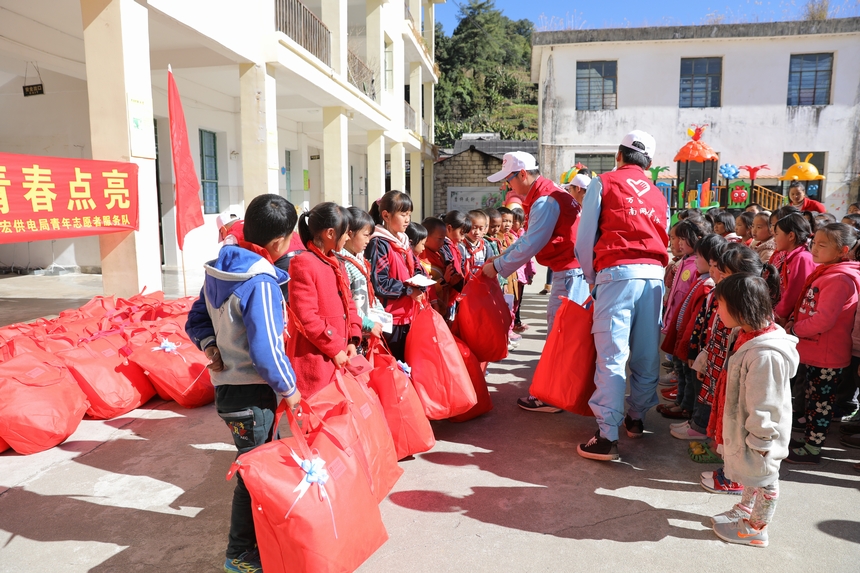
[786,223,860,464]
[288,202,362,398]
[658,234,721,421]
[365,191,424,360]
[772,213,816,325]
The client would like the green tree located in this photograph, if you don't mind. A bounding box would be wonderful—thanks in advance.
[434,0,537,145]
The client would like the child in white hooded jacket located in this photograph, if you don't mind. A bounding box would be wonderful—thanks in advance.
[710,273,799,548]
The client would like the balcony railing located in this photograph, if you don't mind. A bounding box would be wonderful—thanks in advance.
[404,101,418,133]
[275,0,331,67]
[347,50,376,102]
[404,1,414,24]
[421,119,430,141]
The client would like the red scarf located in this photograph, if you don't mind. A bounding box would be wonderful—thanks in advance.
[711,322,778,445]
[421,247,445,271]
[445,238,465,275]
[238,239,273,264]
[307,241,352,317]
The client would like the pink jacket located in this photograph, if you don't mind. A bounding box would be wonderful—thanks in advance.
[774,246,817,320]
[792,261,860,369]
[662,255,697,334]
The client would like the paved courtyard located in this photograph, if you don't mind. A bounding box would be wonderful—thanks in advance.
[0,274,858,572]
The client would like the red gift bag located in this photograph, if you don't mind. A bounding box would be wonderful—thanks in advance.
[127,320,214,408]
[366,342,435,460]
[0,435,9,453]
[405,305,476,420]
[228,401,388,573]
[58,333,156,419]
[529,298,596,416]
[308,370,402,503]
[454,273,512,362]
[0,350,89,454]
[76,295,117,318]
[449,337,494,423]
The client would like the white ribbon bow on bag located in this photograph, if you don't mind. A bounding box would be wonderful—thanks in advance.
[285,448,338,538]
[151,338,187,363]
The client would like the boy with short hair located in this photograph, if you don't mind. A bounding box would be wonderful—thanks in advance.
[186,194,301,573]
[464,209,490,273]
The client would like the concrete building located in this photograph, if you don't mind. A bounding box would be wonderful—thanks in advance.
[0,0,440,295]
[531,18,860,213]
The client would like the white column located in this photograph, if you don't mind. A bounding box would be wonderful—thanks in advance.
[366,0,384,104]
[390,142,406,192]
[239,63,279,206]
[367,130,385,200]
[423,81,435,144]
[423,1,435,55]
[423,158,433,218]
[410,150,422,212]
[81,0,162,296]
[322,106,349,205]
[410,62,422,128]
[322,0,347,75]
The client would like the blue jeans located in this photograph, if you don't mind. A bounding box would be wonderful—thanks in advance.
[675,363,700,413]
[546,268,590,333]
[588,277,664,441]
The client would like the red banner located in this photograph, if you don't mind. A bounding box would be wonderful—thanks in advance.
[0,152,139,244]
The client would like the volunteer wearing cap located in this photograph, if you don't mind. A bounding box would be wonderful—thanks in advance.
[575,131,670,461]
[482,151,586,413]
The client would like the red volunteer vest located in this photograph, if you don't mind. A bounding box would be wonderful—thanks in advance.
[522,176,581,272]
[593,164,669,273]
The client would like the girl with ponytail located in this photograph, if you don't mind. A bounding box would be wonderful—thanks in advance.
[365,190,424,360]
[287,202,362,397]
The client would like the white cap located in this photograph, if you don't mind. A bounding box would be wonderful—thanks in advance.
[487,151,538,182]
[216,210,240,229]
[620,130,656,159]
[569,173,592,189]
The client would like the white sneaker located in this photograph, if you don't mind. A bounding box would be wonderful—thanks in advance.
[711,504,751,526]
[671,425,708,440]
[670,420,690,430]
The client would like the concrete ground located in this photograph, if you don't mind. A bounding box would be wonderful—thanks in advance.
[1,273,859,572]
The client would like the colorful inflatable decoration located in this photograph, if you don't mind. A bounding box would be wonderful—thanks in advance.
[648,165,670,183]
[739,164,769,191]
[674,124,719,163]
[719,163,739,180]
[730,181,750,205]
[779,154,825,181]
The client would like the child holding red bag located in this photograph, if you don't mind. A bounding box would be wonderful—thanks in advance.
[366,191,424,360]
[287,202,362,398]
[185,194,301,573]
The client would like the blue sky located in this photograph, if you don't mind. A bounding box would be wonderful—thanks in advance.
[435,0,860,34]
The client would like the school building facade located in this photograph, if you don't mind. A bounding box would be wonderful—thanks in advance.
[0,0,440,296]
[530,18,860,212]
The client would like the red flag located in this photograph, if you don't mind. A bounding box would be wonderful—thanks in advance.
[168,66,204,250]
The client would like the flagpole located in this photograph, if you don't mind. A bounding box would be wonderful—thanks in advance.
[181,247,188,297]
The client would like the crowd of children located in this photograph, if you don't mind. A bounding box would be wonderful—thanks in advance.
[191,191,542,572]
[658,202,860,547]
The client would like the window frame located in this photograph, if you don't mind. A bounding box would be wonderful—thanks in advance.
[573,154,617,175]
[199,129,219,215]
[678,57,722,109]
[787,53,833,106]
[575,61,617,111]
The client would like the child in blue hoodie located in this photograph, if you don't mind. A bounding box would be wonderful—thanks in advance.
[186,194,300,573]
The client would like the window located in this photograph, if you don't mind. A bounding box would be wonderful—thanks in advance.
[199,130,219,214]
[679,57,722,108]
[576,61,617,110]
[384,39,393,92]
[574,154,616,175]
[787,53,832,106]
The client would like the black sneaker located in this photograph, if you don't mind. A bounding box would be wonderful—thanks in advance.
[517,396,562,413]
[624,414,644,438]
[224,549,262,573]
[577,430,619,461]
[840,422,860,436]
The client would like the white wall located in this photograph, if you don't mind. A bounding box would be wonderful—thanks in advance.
[0,70,102,270]
[537,32,860,213]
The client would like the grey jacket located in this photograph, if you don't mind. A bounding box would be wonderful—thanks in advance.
[722,327,799,487]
